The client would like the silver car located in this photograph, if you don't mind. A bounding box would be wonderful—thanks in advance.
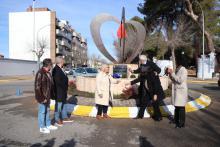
[73,67,98,78]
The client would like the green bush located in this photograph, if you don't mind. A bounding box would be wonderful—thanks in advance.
[164,87,172,97]
[68,85,95,98]
[113,94,128,99]
[121,73,127,78]
[130,74,136,78]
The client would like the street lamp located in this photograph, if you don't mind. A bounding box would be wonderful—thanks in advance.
[193,0,205,80]
[32,0,36,61]
[35,24,50,69]
[36,24,51,40]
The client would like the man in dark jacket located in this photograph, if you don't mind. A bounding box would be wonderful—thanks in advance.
[128,55,164,120]
[35,58,57,134]
[53,54,72,126]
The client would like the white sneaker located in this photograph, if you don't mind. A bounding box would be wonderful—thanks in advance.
[40,128,50,134]
[47,125,58,130]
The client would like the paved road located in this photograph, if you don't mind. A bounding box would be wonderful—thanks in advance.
[0,80,219,147]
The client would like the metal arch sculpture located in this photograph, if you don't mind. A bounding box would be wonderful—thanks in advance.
[90,13,119,63]
[125,20,146,63]
[90,12,146,64]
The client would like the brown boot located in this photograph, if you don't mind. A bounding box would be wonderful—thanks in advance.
[96,115,103,120]
[63,118,73,123]
[103,114,111,119]
[55,120,63,127]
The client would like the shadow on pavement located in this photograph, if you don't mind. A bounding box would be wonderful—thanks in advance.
[202,86,220,91]
[30,138,76,147]
[30,138,56,147]
[139,136,154,147]
[60,138,76,147]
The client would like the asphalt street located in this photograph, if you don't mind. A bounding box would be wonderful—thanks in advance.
[0,80,219,147]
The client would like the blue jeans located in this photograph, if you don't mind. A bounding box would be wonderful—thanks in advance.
[38,104,51,128]
[54,101,68,122]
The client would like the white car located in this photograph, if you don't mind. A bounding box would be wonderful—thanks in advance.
[73,67,98,78]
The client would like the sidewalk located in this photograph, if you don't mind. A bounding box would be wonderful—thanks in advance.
[0,75,34,83]
[187,76,218,84]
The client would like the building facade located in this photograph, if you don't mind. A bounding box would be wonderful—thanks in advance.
[9,6,87,67]
[56,20,88,67]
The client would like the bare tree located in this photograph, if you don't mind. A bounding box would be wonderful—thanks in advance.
[89,54,108,67]
[143,31,168,59]
[31,37,49,69]
[184,0,215,52]
[165,18,196,71]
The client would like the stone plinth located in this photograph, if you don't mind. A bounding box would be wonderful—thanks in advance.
[76,76,169,95]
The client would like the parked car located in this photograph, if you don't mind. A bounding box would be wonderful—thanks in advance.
[64,68,72,75]
[73,67,98,78]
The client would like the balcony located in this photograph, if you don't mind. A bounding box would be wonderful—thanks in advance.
[56,39,71,49]
[61,40,72,49]
[56,29,72,41]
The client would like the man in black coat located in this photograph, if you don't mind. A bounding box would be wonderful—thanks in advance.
[53,54,72,126]
[128,55,164,120]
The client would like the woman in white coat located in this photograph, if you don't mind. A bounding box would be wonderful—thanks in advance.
[167,55,188,128]
[95,64,119,120]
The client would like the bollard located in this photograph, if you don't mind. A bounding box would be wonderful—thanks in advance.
[16,88,23,96]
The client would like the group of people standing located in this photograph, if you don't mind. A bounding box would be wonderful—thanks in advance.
[34,54,73,134]
[95,54,188,128]
[35,53,188,134]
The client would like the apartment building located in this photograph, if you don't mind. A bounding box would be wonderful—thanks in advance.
[9,6,87,67]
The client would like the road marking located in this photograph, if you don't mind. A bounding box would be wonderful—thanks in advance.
[73,105,93,116]
[50,93,211,118]
[108,107,130,118]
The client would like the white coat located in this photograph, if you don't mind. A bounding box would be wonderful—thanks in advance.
[95,72,116,106]
[170,66,188,107]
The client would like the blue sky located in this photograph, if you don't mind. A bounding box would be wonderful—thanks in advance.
[0,0,143,60]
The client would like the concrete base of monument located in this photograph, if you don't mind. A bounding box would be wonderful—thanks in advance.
[50,90,211,119]
[76,76,169,96]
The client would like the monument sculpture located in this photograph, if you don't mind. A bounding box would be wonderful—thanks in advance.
[90,7,146,64]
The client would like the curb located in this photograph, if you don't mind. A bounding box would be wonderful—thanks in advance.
[0,77,34,84]
[187,80,217,84]
[50,93,211,119]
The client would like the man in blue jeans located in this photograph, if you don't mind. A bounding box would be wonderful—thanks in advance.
[53,54,73,126]
[34,58,58,134]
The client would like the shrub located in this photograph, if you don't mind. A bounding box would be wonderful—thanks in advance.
[130,74,136,78]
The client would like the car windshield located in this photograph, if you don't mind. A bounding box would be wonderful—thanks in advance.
[85,68,98,73]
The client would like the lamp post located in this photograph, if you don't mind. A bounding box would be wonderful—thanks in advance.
[193,0,205,80]
[33,0,36,61]
[35,24,50,69]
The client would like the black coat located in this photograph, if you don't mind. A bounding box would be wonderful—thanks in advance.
[52,65,69,102]
[131,61,164,105]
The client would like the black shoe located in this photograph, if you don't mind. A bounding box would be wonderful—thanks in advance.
[179,124,185,128]
[175,124,184,128]
[134,116,143,119]
[175,125,181,128]
[152,116,162,121]
[168,116,175,124]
